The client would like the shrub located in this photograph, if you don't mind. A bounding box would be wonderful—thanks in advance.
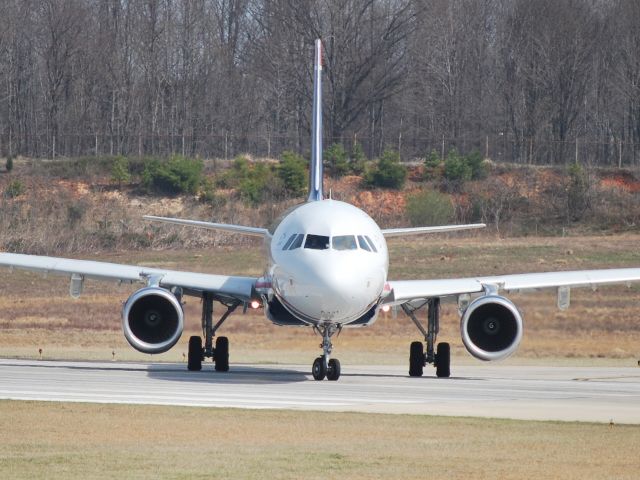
[199,177,217,203]
[278,151,306,197]
[423,149,441,180]
[216,155,249,189]
[466,150,487,180]
[5,179,25,198]
[142,155,203,195]
[238,166,268,204]
[67,202,87,228]
[443,149,472,182]
[6,156,14,172]
[406,189,454,227]
[566,163,592,221]
[237,162,282,205]
[365,148,406,189]
[110,156,131,188]
[349,142,366,175]
[325,143,349,177]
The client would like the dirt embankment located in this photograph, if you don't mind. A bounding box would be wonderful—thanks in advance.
[1,159,639,254]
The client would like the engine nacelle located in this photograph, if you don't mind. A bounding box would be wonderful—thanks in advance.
[122,287,184,354]
[460,295,523,361]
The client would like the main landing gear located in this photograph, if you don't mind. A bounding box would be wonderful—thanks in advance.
[402,298,451,378]
[187,292,239,372]
[312,324,341,381]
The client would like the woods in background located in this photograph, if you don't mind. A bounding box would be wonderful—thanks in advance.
[0,0,639,166]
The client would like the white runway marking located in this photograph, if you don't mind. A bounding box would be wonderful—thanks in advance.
[1,359,639,423]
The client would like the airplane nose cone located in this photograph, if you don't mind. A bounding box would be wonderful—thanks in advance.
[283,254,384,323]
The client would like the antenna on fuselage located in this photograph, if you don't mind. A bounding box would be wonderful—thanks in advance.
[307,38,324,202]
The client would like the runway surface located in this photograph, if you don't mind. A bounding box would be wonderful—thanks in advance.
[1,359,639,424]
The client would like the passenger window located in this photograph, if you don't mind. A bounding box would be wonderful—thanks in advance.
[289,234,304,250]
[304,234,330,250]
[357,235,371,252]
[332,235,357,251]
[282,234,297,250]
[365,235,378,252]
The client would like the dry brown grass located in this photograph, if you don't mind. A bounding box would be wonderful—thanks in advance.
[1,400,639,480]
[1,234,640,365]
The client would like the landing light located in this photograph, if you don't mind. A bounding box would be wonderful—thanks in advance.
[381,305,390,313]
[250,301,261,309]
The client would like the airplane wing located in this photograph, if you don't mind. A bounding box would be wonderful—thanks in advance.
[385,268,640,305]
[144,216,268,237]
[0,253,256,301]
[381,224,485,237]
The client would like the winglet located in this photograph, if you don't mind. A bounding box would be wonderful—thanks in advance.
[308,39,324,202]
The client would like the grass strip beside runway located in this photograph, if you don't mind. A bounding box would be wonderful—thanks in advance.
[0,400,638,479]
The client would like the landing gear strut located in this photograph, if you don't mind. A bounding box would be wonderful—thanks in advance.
[312,324,341,381]
[187,292,239,372]
[402,298,450,378]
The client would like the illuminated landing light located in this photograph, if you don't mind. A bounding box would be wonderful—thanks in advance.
[381,305,390,313]
[250,300,261,309]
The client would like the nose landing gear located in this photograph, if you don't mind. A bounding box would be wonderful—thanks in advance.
[312,324,341,381]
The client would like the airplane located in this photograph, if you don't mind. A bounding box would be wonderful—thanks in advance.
[2,39,640,381]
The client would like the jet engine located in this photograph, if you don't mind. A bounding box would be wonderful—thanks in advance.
[460,295,523,361]
[122,287,184,354]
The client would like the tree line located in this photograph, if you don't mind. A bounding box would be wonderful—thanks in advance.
[1,0,640,167]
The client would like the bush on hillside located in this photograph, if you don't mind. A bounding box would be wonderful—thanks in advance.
[406,189,454,226]
[466,150,487,180]
[142,155,203,195]
[443,149,472,183]
[238,162,277,204]
[278,150,307,197]
[325,143,349,177]
[349,142,366,175]
[5,179,25,198]
[365,148,406,189]
[423,149,441,180]
[110,156,131,188]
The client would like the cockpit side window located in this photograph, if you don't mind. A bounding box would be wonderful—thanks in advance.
[282,234,297,251]
[364,235,378,252]
[332,235,357,251]
[289,234,304,250]
[304,234,330,250]
[357,235,371,252]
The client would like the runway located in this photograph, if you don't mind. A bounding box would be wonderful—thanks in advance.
[1,359,639,424]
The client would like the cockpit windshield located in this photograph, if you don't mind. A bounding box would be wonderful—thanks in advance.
[332,235,357,251]
[289,234,304,250]
[357,235,371,252]
[282,233,377,252]
[282,234,297,250]
[304,234,330,250]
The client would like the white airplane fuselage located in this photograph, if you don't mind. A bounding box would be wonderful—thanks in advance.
[265,199,389,327]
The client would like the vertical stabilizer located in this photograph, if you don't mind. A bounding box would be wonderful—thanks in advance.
[308,39,324,202]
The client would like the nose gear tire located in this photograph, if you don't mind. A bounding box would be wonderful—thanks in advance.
[327,358,341,381]
[312,357,326,380]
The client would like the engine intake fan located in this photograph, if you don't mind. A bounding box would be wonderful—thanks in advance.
[122,287,184,354]
[460,295,523,361]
